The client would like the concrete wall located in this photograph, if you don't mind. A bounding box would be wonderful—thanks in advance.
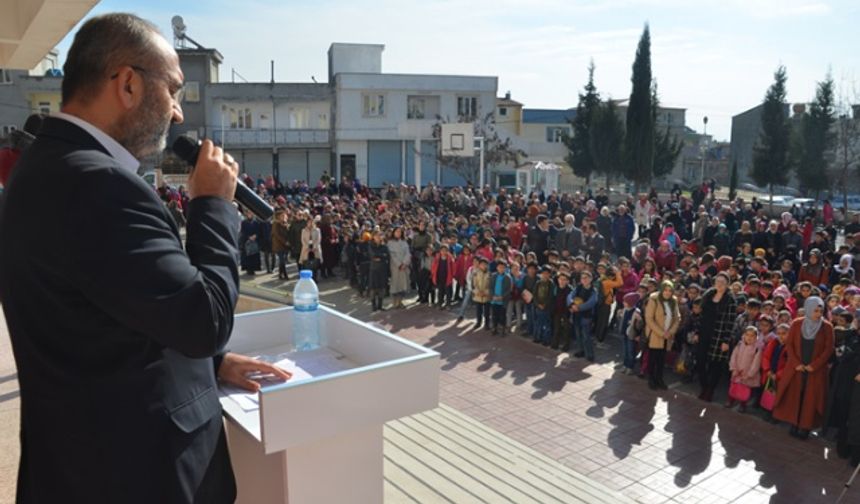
[328,43,384,81]
[0,70,61,142]
[730,104,763,182]
[337,140,368,183]
[334,73,498,142]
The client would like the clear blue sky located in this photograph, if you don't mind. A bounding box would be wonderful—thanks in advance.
[56,0,860,141]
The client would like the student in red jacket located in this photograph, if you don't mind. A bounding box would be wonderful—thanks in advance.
[431,244,456,308]
[453,246,472,303]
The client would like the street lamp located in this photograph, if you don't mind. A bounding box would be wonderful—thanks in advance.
[700,116,709,184]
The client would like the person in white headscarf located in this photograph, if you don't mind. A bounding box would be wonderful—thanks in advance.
[830,254,855,285]
[773,296,835,439]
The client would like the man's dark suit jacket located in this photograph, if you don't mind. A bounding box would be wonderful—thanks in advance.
[0,117,240,503]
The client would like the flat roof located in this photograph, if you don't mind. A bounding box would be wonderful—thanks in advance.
[522,108,576,124]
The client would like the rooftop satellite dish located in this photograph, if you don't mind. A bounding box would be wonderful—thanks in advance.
[171,15,186,39]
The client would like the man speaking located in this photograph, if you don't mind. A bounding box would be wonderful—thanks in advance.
[0,13,289,504]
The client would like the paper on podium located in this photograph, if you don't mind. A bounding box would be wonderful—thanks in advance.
[221,347,356,412]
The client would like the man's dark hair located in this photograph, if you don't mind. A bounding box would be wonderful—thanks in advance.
[62,13,161,103]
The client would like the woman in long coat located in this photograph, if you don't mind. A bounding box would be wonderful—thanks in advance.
[772,296,834,439]
[367,230,390,312]
[318,215,339,279]
[644,280,681,391]
[387,227,411,309]
[300,216,323,268]
[697,272,738,402]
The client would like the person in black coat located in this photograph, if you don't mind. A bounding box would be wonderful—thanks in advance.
[367,230,391,311]
[825,311,860,464]
[526,215,551,263]
[239,213,262,274]
[0,14,288,504]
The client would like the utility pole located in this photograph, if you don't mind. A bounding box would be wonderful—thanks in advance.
[700,116,709,184]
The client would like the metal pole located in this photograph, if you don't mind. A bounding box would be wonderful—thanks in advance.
[476,136,485,190]
[415,137,422,192]
[220,105,225,147]
[700,116,708,184]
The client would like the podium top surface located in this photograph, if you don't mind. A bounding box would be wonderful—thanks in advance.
[219,306,440,452]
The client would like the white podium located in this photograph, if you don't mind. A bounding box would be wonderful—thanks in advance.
[219,306,439,504]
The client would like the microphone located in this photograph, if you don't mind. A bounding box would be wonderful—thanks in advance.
[172,136,274,220]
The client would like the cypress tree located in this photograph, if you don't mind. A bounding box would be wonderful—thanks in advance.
[751,65,791,212]
[589,100,625,192]
[565,60,601,185]
[795,74,835,196]
[624,24,654,195]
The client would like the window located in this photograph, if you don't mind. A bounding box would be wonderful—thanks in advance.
[667,113,674,125]
[546,126,568,143]
[38,102,51,114]
[362,94,385,117]
[407,95,439,120]
[289,107,309,129]
[457,96,478,118]
[0,69,12,84]
[229,107,253,129]
[499,107,508,116]
[183,81,200,103]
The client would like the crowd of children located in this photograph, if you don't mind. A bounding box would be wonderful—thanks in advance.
[228,179,860,467]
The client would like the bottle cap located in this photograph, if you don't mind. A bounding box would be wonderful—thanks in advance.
[300,270,313,279]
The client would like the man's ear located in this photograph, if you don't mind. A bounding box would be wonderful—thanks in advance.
[113,66,142,110]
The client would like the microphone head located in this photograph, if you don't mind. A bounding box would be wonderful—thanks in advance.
[172,136,200,165]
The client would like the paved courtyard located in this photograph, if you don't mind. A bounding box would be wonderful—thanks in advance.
[2,270,859,503]
[247,271,860,504]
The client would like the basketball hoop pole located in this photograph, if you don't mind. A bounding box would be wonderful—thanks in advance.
[475,136,485,190]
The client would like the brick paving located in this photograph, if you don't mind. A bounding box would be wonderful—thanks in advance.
[3,269,859,504]
[266,272,860,504]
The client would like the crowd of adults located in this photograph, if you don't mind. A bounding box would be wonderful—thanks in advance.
[160,173,860,467]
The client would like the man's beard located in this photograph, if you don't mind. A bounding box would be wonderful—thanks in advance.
[115,87,173,159]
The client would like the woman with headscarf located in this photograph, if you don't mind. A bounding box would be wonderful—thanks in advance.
[387,226,411,309]
[798,249,828,287]
[697,272,738,402]
[644,280,681,390]
[597,207,614,253]
[829,254,855,285]
[300,215,323,271]
[318,215,339,279]
[772,297,835,439]
[778,211,793,234]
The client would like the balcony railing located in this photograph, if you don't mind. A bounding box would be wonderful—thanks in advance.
[212,129,330,147]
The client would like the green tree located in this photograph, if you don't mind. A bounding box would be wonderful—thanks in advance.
[564,60,601,184]
[624,24,655,194]
[793,74,835,196]
[432,113,525,185]
[729,160,739,201]
[589,100,625,191]
[651,84,683,178]
[751,65,791,212]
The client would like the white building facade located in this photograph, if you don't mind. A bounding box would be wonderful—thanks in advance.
[331,43,497,187]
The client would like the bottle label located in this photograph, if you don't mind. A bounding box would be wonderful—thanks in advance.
[294,302,319,312]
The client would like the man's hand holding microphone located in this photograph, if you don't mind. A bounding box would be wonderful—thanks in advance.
[187,139,239,202]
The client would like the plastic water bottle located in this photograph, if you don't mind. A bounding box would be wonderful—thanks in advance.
[292,270,320,351]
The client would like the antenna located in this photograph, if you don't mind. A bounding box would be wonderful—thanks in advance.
[171,14,205,50]
[171,16,186,48]
[231,68,249,83]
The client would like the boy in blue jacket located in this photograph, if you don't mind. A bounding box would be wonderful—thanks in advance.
[569,269,599,361]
